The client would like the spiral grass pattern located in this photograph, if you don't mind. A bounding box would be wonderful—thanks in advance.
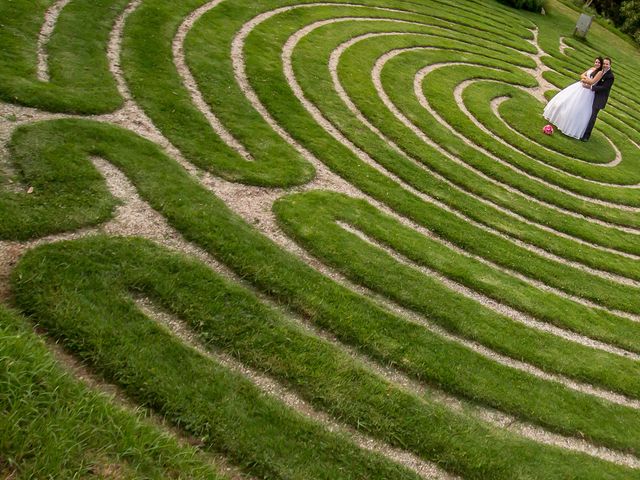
[2,0,640,478]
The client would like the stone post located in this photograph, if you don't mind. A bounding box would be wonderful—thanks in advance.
[574,13,593,38]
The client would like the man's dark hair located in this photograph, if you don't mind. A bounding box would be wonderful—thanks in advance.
[604,57,613,65]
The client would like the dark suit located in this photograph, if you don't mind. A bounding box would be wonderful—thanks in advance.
[582,69,614,140]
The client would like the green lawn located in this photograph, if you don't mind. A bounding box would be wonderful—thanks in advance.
[2,0,640,478]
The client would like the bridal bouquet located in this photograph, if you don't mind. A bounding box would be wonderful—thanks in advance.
[542,124,554,135]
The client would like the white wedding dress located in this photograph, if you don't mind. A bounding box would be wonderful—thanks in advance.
[543,71,595,139]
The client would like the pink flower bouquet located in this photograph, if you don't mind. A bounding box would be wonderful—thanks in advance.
[542,124,554,135]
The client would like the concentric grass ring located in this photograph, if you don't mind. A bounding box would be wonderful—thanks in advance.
[3,0,640,478]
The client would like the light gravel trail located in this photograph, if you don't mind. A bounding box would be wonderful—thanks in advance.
[37,0,72,82]
[4,0,640,471]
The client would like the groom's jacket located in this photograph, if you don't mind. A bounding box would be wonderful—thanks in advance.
[591,69,614,109]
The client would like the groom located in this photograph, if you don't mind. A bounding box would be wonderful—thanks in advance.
[581,57,614,141]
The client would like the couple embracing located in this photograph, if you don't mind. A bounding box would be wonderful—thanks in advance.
[543,57,615,141]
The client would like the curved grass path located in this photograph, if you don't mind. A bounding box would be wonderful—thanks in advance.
[0,0,125,113]
[12,235,640,479]
[2,0,640,478]
[0,306,229,479]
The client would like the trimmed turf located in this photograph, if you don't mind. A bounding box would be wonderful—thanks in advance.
[3,0,640,477]
[5,119,640,463]
[12,236,640,479]
[0,0,125,113]
[0,306,228,479]
[121,0,314,187]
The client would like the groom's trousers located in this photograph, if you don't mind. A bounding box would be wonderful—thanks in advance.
[582,106,602,140]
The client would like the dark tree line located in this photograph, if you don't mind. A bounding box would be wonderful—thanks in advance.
[588,0,624,24]
[497,0,640,41]
[497,0,545,12]
[587,0,640,43]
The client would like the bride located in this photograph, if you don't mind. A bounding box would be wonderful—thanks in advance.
[543,56,604,139]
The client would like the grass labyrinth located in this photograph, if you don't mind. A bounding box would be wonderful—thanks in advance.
[2,0,640,478]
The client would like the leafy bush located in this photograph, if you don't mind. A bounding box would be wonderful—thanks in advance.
[580,0,640,45]
[496,0,545,12]
[586,1,626,24]
[621,0,640,43]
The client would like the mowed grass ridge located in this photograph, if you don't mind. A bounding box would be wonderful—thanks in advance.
[2,0,640,478]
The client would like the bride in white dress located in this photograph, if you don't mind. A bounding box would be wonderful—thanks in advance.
[543,57,604,139]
